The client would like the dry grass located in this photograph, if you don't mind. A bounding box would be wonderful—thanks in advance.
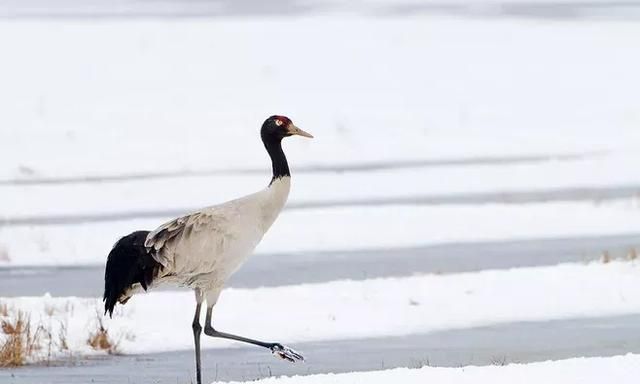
[0,305,76,366]
[87,326,112,351]
[596,248,640,264]
[0,311,42,367]
[410,358,431,368]
[490,356,508,366]
[0,303,118,366]
[0,313,26,366]
[58,321,69,351]
[87,312,118,354]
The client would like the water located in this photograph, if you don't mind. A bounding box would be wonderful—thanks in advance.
[3,314,640,383]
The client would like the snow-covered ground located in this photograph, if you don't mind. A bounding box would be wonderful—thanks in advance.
[1,17,639,181]
[1,15,639,268]
[2,261,639,356]
[1,7,639,383]
[2,152,640,218]
[217,354,640,384]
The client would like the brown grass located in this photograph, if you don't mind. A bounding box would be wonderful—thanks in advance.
[58,321,69,351]
[87,326,112,351]
[87,313,118,354]
[0,313,25,366]
[1,304,124,366]
[0,311,41,367]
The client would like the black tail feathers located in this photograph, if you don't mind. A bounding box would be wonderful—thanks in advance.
[103,230,160,317]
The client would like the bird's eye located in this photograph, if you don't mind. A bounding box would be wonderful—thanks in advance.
[274,119,283,126]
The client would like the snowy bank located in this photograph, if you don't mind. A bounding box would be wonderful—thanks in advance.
[215,354,640,384]
[2,261,640,356]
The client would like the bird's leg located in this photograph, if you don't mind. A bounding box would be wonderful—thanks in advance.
[192,289,204,384]
[202,305,304,362]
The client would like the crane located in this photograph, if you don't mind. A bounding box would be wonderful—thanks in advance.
[103,115,311,384]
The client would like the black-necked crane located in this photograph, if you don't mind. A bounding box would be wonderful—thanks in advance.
[103,115,312,384]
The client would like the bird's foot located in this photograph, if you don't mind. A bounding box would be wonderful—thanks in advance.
[270,343,304,363]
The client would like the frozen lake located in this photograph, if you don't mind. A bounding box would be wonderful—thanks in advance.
[3,314,640,383]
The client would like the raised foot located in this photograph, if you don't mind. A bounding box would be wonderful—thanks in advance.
[270,343,305,363]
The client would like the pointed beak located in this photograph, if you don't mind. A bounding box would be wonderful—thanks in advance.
[288,123,314,138]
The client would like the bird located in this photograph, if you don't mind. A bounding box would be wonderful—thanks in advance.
[103,115,312,384]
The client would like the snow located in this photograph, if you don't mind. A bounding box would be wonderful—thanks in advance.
[215,354,640,384]
[3,152,640,218]
[2,261,640,355]
[0,2,639,382]
[1,17,639,180]
[1,200,639,266]
[1,16,639,269]
[1,16,639,268]
[0,9,639,380]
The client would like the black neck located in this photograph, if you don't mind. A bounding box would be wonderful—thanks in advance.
[263,137,290,184]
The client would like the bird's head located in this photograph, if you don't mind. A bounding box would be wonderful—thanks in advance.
[261,115,313,142]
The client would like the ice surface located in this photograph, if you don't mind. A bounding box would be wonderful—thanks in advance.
[216,353,640,384]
